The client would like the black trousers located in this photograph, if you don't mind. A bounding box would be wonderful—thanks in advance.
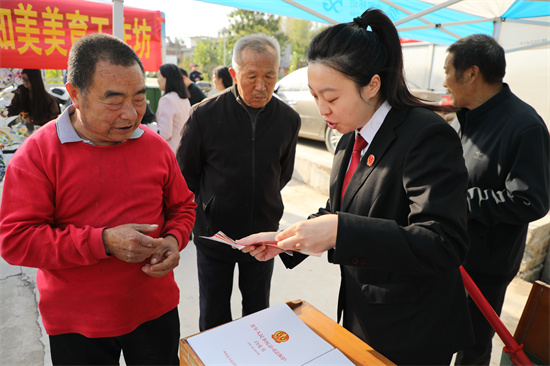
[455,271,516,366]
[197,248,274,331]
[49,308,180,365]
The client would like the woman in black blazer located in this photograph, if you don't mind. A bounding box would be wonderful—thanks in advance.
[239,8,473,365]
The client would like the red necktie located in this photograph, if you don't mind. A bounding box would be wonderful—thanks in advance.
[341,134,368,201]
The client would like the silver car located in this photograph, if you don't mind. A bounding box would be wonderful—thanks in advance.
[275,67,342,153]
[275,67,449,153]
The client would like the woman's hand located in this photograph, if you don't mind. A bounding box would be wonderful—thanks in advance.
[276,214,338,254]
[237,232,281,261]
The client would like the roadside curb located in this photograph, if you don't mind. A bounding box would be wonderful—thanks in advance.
[292,140,333,197]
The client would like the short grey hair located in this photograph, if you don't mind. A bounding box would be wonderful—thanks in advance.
[231,34,280,70]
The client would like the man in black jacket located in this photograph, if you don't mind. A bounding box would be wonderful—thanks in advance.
[179,67,206,106]
[177,34,301,331]
[444,34,550,365]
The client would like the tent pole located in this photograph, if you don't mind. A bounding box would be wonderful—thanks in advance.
[506,40,550,53]
[380,0,436,27]
[398,18,494,32]
[112,0,124,40]
[427,43,435,90]
[394,0,463,26]
[280,0,338,24]
[493,17,503,45]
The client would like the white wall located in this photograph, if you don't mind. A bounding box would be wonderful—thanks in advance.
[504,46,550,129]
[403,43,550,129]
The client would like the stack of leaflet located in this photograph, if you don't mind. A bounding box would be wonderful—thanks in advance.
[187,302,354,365]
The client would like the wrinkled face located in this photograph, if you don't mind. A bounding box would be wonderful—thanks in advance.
[443,53,469,109]
[157,70,166,91]
[308,63,379,135]
[232,48,279,108]
[68,60,146,146]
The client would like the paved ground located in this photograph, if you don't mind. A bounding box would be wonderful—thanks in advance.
[0,140,533,365]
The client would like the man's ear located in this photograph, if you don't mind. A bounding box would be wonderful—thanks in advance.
[65,83,81,109]
[467,65,480,84]
[229,68,237,84]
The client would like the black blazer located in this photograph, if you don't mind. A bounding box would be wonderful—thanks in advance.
[285,106,474,364]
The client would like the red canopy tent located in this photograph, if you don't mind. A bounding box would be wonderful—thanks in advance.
[0,0,164,71]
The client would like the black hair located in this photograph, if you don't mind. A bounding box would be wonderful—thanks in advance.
[67,33,144,94]
[307,8,445,112]
[22,69,48,95]
[179,67,188,78]
[447,34,506,84]
[159,64,190,99]
[21,69,59,124]
[213,66,233,89]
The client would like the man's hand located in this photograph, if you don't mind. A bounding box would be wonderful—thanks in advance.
[102,223,162,263]
[142,235,181,278]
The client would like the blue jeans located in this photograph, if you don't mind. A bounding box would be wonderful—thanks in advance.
[197,248,274,331]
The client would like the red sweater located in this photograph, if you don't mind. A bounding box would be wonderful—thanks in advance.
[0,121,196,337]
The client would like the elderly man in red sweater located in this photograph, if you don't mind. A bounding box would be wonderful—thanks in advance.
[0,33,196,365]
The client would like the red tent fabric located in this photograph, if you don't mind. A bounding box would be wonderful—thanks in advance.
[0,0,164,71]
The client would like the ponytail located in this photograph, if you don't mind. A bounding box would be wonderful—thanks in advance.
[308,8,448,112]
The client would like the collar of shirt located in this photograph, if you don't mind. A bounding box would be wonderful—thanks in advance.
[356,100,391,156]
[55,105,144,145]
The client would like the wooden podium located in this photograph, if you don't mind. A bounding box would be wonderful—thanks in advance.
[179,299,394,366]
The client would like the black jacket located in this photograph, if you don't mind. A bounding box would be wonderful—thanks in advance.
[452,84,550,276]
[7,85,59,126]
[187,83,206,106]
[177,86,300,261]
[283,106,473,364]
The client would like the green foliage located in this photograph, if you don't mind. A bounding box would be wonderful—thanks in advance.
[227,9,288,52]
[179,55,192,71]
[44,69,63,84]
[191,9,287,75]
[189,9,325,77]
[192,38,226,80]
[282,18,326,72]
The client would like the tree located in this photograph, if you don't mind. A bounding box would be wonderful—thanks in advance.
[226,9,288,53]
[189,10,328,78]
[281,17,325,72]
[192,38,225,79]
[191,9,288,78]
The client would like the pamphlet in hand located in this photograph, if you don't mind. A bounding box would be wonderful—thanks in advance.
[200,231,322,257]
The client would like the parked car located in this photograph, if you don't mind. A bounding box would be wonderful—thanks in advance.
[195,80,212,95]
[275,67,341,153]
[275,67,451,153]
[49,86,71,112]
